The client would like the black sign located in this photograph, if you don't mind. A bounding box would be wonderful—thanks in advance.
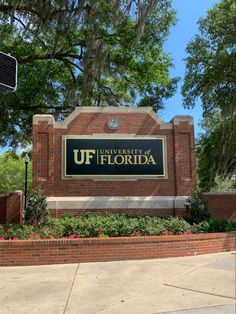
[64,138,165,177]
[0,52,17,92]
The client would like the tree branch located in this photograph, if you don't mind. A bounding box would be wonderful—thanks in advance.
[19,104,73,111]
[18,52,83,64]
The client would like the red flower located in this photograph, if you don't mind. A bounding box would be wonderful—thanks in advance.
[163,231,173,235]
[67,233,80,238]
[11,237,18,240]
[99,229,104,235]
[181,231,193,235]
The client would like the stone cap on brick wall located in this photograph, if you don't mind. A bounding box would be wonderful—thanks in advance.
[170,115,194,125]
[33,107,194,129]
[0,190,23,197]
[33,114,55,125]
[46,196,188,210]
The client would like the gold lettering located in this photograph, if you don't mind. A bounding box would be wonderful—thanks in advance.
[100,155,107,165]
[133,155,138,165]
[114,155,124,165]
[124,155,132,164]
[148,155,156,165]
[73,149,96,165]
[139,155,148,165]
[107,155,114,165]
[97,151,157,166]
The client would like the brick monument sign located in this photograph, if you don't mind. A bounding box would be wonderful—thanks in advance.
[32,107,196,217]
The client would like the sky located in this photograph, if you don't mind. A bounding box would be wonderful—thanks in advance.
[159,0,219,137]
[0,0,219,153]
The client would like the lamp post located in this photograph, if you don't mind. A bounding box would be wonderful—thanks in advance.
[24,153,30,211]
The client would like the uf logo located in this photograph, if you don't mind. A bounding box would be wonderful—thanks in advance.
[73,149,96,165]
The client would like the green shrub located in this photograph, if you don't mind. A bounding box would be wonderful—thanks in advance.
[24,189,49,225]
[0,225,6,238]
[138,216,166,235]
[185,190,210,224]
[6,224,35,239]
[40,222,65,239]
[1,213,235,240]
[190,221,210,234]
[162,217,192,234]
[207,219,236,232]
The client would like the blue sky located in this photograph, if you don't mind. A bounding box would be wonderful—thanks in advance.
[159,0,219,137]
[1,0,219,153]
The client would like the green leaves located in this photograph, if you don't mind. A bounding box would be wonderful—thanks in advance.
[0,1,177,148]
[185,191,210,224]
[182,0,236,114]
[182,0,236,188]
[197,112,236,191]
[0,152,32,195]
[24,189,49,226]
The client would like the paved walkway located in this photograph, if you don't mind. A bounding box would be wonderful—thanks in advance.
[0,252,235,314]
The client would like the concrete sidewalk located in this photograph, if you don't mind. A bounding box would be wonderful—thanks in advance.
[0,252,235,314]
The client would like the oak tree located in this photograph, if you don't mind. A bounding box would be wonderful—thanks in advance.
[0,0,177,148]
[182,0,236,190]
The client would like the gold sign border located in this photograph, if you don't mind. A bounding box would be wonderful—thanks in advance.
[62,136,167,179]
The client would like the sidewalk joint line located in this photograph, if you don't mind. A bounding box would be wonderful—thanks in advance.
[63,263,80,314]
[171,267,200,281]
[156,303,236,314]
[163,283,235,300]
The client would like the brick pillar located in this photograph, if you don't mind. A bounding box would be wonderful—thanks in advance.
[32,115,55,196]
[172,116,196,196]
[5,191,24,224]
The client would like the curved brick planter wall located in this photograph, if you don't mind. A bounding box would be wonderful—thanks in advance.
[0,232,235,267]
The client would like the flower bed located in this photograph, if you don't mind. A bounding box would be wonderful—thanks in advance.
[1,214,235,266]
[1,213,236,240]
[0,232,235,266]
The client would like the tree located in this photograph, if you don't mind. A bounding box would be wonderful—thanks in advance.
[0,0,177,148]
[182,0,235,115]
[0,151,32,195]
[197,111,236,191]
[182,0,236,188]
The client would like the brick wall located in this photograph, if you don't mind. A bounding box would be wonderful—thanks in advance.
[205,193,236,221]
[48,193,235,220]
[0,196,6,224]
[51,207,176,218]
[0,232,235,266]
[0,191,23,224]
[32,107,196,197]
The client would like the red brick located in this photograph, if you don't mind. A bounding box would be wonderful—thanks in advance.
[32,110,196,197]
[0,232,235,266]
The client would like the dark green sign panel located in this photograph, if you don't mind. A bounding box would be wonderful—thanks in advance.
[64,138,165,177]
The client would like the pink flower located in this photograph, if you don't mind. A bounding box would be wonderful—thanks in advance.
[163,231,173,235]
[11,237,18,240]
[180,231,193,235]
[0,237,5,241]
[67,233,80,238]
